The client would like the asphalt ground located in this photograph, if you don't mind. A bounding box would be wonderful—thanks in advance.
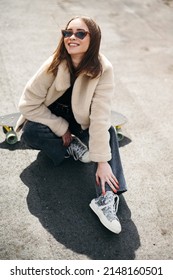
[0,0,173,260]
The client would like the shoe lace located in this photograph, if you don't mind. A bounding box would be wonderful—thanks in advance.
[67,137,88,160]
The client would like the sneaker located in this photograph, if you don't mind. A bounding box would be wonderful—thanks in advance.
[89,191,121,234]
[67,136,90,163]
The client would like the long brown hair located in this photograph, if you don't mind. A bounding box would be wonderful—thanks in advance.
[47,16,102,79]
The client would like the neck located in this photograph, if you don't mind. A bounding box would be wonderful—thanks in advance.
[71,55,83,68]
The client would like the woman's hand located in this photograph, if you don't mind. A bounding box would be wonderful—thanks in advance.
[62,129,73,147]
[96,162,119,195]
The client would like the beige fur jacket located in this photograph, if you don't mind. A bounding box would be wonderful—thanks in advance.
[16,53,115,162]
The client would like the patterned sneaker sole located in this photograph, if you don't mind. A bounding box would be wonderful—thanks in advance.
[89,200,121,234]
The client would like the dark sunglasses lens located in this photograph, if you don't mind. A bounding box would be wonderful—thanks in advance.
[76,31,86,39]
[62,31,73,38]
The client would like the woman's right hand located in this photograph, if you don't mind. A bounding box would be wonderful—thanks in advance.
[62,129,73,147]
[96,162,119,195]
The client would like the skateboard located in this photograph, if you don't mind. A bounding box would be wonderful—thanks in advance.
[111,110,127,141]
[0,111,127,144]
[0,112,20,144]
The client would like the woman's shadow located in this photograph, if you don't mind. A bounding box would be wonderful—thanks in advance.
[20,145,140,260]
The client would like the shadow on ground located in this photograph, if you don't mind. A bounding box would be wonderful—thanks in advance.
[0,135,132,150]
[0,139,30,150]
[19,150,140,260]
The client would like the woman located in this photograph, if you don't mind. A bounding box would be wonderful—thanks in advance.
[16,16,127,234]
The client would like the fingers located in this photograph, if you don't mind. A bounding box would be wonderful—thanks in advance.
[110,175,120,190]
[96,174,100,186]
[107,176,119,193]
[100,179,106,195]
[62,131,73,146]
[96,175,119,195]
[62,138,69,147]
[63,137,71,147]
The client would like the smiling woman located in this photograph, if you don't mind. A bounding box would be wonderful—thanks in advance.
[16,16,127,234]
[47,16,102,79]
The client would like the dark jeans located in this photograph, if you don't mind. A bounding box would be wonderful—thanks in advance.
[21,121,127,196]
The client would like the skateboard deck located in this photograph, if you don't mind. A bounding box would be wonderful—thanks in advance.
[0,111,127,144]
[111,110,127,141]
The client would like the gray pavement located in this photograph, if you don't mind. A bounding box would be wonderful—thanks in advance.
[0,0,173,260]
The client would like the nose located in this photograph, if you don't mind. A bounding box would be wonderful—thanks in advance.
[69,33,76,40]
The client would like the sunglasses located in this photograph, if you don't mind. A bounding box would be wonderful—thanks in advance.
[61,30,90,40]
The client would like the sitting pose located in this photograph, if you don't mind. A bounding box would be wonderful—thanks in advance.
[16,16,127,234]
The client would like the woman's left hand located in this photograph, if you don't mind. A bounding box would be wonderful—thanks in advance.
[96,162,119,195]
[62,129,73,147]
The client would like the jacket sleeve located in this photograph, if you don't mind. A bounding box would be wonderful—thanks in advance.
[89,62,114,162]
[18,57,69,137]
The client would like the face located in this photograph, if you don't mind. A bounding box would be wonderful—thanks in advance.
[63,18,90,64]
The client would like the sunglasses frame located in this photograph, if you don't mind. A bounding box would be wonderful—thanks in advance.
[61,30,90,40]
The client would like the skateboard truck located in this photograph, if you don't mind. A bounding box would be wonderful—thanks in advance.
[3,125,18,145]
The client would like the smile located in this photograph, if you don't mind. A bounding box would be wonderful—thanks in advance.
[68,43,80,47]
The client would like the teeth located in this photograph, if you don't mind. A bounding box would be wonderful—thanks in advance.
[69,43,79,46]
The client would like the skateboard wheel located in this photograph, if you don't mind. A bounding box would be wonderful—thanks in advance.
[6,130,18,144]
[117,132,124,141]
[116,126,124,142]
